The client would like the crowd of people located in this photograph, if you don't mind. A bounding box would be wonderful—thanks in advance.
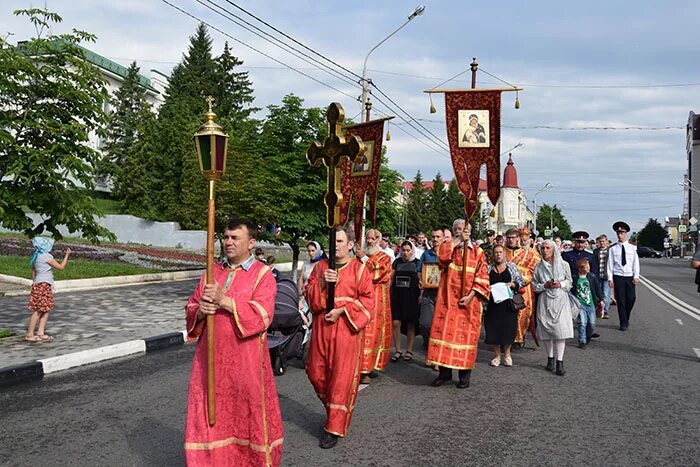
[180,216,643,465]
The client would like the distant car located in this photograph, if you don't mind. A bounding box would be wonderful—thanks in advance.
[637,246,662,258]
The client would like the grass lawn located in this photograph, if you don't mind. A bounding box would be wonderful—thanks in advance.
[0,255,163,280]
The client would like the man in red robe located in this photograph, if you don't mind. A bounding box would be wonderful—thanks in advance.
[505,227,541,347]
[184,218,283,467]
[356,228,392,384]
[305,226,374,449]
[426,220,490,389]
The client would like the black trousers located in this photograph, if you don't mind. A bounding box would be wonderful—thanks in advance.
[438,366,471,381]
[613,275,636,327]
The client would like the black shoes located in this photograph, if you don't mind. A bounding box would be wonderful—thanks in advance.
[369,371,379,378]
[319,432,339,449]
[619,325,628,331]
[546,357,555,372]
[578,342,587,349]
[555,360,565,376]
[590,333,600,339]
[456,370,471,388]
[431,376,450,387]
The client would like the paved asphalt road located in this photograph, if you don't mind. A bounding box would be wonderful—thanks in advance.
[1,259,699,466]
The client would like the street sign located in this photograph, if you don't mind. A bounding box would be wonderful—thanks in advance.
[544,229,552,237]
[690,217,698,225]
[553,226,559,233]
[678,224,687,233]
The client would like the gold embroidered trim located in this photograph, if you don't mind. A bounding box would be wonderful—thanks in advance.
[430,338,477,350]
[185,435,283,453]
[249,300,270,328]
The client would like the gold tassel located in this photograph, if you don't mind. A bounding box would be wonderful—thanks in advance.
[514,90,520,109]
[386,125,391,141]
[429,94,437,114]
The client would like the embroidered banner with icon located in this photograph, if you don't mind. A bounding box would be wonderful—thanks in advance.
[442,90,504,219]
[339,117,392,239]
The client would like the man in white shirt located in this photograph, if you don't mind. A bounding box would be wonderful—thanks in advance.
[606,221,640,331]
[380,236,395,261]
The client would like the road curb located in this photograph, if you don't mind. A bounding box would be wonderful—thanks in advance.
[0,330,189,388]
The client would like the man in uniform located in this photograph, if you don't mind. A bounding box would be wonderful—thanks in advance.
[480,229,496,262]
[606,221,640,331]
[356,229,392,384]
[562,231,596,280]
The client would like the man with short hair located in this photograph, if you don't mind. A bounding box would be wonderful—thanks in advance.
[427,222,490,389]
[416,231,428,256]
[495,234,505,247]
[419,227,445,351]
[356,229,392,384]
[606,221,640,331]
[505,228,541,347]
[480,229,496,262]
[593,234,612,319]
[184,219,283,466]
[305,226,374,448]
[379,235,395,261]
[562,231,596,280]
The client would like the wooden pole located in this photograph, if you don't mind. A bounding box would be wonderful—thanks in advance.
[327,227,336,312]
[206,179,216,426]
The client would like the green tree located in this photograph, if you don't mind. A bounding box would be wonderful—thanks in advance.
[99,62,156,208]
[152,23,219,222]
[536,203,572,240]
[213,41,258,124]
[405,171,430,235]
[118,110,159,217]
[373,150,402,238]
[426,172,447,229]
[259,94,327,278]
[637,218,666,250]
[443,179,465,226]
[0,8,113,241]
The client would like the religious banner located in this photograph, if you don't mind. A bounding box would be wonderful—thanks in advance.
[426,88,519,219]
[338,117,393,240]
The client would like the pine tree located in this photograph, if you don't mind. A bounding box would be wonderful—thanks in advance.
[118,110,159,218]
[374,149,402,237]
[637,218,666,250]
[444,179,465,226]
[214,42,258,124]
[426,172,446,229]
[405,171,430,234]
[100,62,155,201]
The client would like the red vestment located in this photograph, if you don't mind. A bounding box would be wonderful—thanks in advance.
[360,251,392,373]
[506,247,541,343]
[426,241,490,370]
[305,259,374,437]
[184,260,283,467]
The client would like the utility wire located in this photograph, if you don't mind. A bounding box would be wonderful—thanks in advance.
[160,0,357,100]
[218,0,364,82]
[198,0,360,89]
[372,107,451,160]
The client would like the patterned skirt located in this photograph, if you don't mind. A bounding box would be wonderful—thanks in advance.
[28,283,55,313]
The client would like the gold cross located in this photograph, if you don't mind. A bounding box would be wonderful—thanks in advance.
[307,103,365,227]
[206,95,215,113]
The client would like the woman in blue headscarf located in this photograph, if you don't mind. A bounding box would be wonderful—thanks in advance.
[26,237,71,342]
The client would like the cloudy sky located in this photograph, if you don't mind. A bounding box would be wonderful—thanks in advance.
[3,0,698,237]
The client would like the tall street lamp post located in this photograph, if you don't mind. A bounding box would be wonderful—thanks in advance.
[193,96,229,426]
[360,5,425,121]
[532,182,552,234]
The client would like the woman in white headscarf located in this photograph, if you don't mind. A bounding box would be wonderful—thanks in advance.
[533,239,574,376]
[298,241,327,308]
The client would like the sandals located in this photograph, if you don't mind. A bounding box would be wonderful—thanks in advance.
[38,334,54,342]
[402,351,413,361]
[391,351,402,362]
[25,335,41,342]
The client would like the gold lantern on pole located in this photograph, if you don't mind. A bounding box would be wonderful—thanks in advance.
[193,96,229,427]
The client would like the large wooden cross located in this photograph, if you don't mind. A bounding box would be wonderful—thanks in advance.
[307,102,365,310]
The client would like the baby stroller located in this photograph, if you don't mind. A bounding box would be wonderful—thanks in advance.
[267,279,310,376]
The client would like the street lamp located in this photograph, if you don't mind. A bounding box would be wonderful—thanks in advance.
[193,96,229,427]
[532,182,552,234]
[360,5,425,121]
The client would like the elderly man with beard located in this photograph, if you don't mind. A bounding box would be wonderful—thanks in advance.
[356,229,393,384]
[505,228,541,348]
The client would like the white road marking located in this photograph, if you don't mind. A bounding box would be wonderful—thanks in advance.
[693,348,700,360]
[639,276,700,323]
[359,384,369,391]
[676,319,684,326]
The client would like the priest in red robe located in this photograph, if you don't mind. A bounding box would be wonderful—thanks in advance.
[305,226,374,449]
[184,219,283,467]
[356,228,393,383]
[426,220,490,389]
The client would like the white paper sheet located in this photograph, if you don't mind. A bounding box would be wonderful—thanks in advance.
[490,282,513,304]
